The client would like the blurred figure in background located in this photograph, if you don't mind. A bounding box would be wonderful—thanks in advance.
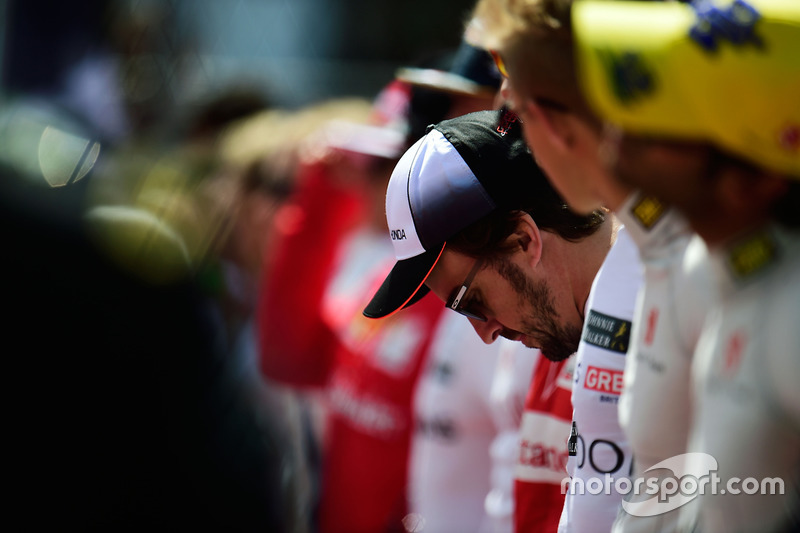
[410,308,538,533]
[2,0,131,145]
[468,2,709,533]
[1,97,297,531]
[256,82,448,533]
[483,340,539,533]
[2,5,310,520]
[212,99,384,533]
[397,24,505,146]
[571,2,800,531]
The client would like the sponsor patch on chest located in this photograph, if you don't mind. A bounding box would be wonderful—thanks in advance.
[631,195,666,230]
[582,310,632,354]
[584,365,624,395]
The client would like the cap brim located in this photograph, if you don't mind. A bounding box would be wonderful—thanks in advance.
[362,242,445,319]
[396,67,498,97]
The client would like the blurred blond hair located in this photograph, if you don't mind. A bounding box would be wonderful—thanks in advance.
[471,0,572,52]
[218,97,374,175]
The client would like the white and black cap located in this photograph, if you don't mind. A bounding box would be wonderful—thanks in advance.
[363,108,541,319]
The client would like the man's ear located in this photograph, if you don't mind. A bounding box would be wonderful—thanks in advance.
[523,98,573,152]
[504,212,543,267]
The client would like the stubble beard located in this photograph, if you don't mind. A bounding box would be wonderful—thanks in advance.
[498,258,581,362]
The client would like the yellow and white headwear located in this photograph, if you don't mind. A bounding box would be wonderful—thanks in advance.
[573,0,800,178]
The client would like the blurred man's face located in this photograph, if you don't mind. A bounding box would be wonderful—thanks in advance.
[600,128,714,215]
[599,127,743,242]
[425,248,581,362]
[502,55,620,215]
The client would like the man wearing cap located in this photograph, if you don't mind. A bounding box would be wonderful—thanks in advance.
[363,108,622,532]
[571,1,800,531]
[468,2,673,531]
[396,34,538,532]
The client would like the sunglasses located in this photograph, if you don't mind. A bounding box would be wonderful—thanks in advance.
[490,50,509,78]
[445,258,487,322]
[490,49,571,114]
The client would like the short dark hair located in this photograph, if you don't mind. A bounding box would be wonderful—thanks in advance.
[447,179,606,259]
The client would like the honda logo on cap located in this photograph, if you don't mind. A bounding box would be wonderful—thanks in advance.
[390,229,407,241]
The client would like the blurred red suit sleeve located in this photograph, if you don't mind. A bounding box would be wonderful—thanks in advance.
[256,158,366,387]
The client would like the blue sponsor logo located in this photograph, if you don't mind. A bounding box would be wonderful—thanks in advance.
[689,0,763,53]
[598,50,656,106]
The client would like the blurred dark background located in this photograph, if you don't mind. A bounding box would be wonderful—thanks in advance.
[1,0,473,143]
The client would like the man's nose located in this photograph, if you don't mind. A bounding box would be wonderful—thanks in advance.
[470,316,505,344]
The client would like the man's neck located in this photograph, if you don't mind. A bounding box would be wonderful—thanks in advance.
[568,213,619,320]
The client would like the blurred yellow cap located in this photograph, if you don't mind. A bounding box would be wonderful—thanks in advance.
[573,0,800,177]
